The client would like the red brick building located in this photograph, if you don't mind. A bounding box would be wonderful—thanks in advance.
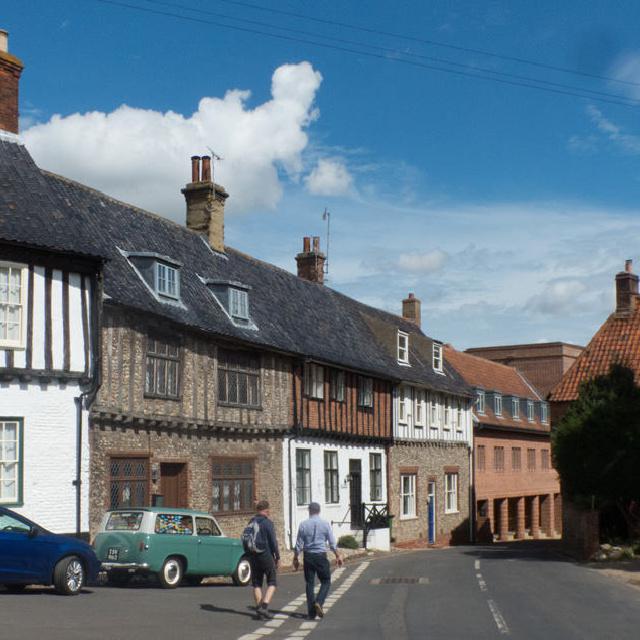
[465,342,583,399]
[446,347,561,542]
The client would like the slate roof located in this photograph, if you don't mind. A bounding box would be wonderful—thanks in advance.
[445,346,548,432]
[0,138,465,395]
[0,138,102,260]
[550,302,640,402]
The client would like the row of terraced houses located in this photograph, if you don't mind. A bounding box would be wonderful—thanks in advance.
[0,32,562,550]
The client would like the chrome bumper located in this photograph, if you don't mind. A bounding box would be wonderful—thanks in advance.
[102,562,150,572]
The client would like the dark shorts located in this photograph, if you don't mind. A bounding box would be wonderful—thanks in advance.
[250,552,277,588]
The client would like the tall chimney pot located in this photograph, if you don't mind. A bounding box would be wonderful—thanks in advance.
[402,292,422,327]
[615,259,639,315]
[182,155,228,253]
[0,29,24,135]
[201,155,212,182]
[296,236,326,284]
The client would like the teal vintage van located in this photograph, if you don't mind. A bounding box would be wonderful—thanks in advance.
[94,508,251,588]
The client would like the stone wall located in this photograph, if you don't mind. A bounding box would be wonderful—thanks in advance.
[562,500,599,561]
[89,425,285,541]
[388,441,471,546]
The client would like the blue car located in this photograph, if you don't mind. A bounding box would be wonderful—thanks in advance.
[0,506,101,595]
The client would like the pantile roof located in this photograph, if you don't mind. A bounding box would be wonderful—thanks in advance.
[550,302,640,402]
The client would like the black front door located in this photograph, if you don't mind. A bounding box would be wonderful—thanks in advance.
[349,459,363,528]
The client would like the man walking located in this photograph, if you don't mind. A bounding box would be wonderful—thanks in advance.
[293,502,343,620]
[244,500,280,620]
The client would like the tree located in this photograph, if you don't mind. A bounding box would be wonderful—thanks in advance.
[553,364,640,538]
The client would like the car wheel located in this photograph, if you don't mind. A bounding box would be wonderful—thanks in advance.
[4,584,27,593]
[185,575,203,586]
[158,557,183,589]
[232,557,252,586]
[53,556,85,596]
[106,572,131,587]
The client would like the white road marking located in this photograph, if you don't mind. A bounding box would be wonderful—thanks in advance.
[475,560,481,570]
[487,599,510,635]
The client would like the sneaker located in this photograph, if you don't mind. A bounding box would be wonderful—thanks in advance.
[259,607,274,620]
[314,602,324,619]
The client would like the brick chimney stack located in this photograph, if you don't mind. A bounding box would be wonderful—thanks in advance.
[402,293,422,327]
[181,155,229,253]
[296,236,326,284]
[0,30,24,135]
[615,259,639,315]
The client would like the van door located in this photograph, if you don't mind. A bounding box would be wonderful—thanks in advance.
[195,517,233,575]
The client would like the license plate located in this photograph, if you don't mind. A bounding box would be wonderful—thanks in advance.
[107,547,119,561]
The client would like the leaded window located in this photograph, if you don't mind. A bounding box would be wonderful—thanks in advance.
[145,337,180,398]
[296,449,311,505]
[109,457,149,510]
[494,446,505,472]
[211,458,255,514]
[330,370,345,402]
[358,377,373,408]
[324,451,339,504]
[218,349,261,407]
[304,364,324,399]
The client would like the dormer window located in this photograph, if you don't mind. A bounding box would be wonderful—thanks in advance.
[397,331,409,364]
[541,402,549,424]
[494,394,503,416]
[156,262,179,299]
[433,342,443,372]
[512,398,520,420]
[203,279,256,330]
[476,390,485,414]
[527,400,535,422]
[230,287,249,320]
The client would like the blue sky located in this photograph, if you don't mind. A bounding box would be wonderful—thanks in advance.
[5,1,640,348]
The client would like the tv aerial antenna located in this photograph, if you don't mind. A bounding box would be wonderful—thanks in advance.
[322,207,331,281]
[206,146,223,184]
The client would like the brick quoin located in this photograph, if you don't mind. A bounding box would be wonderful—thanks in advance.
[0,48,24,134]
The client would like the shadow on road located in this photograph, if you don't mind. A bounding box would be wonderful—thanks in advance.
[462,539,570,562]
[200,604,258,619]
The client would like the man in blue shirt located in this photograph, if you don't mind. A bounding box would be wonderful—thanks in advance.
[293,502,343,620]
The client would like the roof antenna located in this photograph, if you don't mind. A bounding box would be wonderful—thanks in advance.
[322,207,331,282]
[206,147,223,184]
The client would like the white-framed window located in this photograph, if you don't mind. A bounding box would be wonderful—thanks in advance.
[296,449,311,506]
[414,390,425,426]
[476,390,485,414]
[398,393,409,424]
[358,377,374,407]
[400,473,416,518]
[229,287,249,320]
[0,263,27,349]
[324,451,339,504]
[0,420,21,505]
[443,397,451,430]
[370,453,383,502]
[512,398,520,420]
[432,342,443,372]
[541,402,549,424]
[451,399,459,429]
[456,401,464,432]
[430,394,438,426]
[445,473,458,513]
[304,363,324,399]
[397,331,409,364]
[155,262,179,299]
[527,400,535,422]
[494,394,503,416]
[330,370,345,402]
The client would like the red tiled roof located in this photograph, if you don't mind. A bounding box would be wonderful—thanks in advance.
[550,303,640,402]
[445,346,549,433]
[445,347,541,400]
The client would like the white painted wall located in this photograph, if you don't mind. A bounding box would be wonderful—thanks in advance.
[283,435,389,551]
[0,380,89,534]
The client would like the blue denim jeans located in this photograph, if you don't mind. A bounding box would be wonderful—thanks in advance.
[303,552,331,617]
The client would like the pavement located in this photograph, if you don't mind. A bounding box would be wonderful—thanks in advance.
[2,540,640,639]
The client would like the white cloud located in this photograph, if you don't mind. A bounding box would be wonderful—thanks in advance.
[610,51,640,100]
[585,105,640,154]
[525,279,591,316]
[304,158,353,196]
[397,249,448,273]
[23,61,323,219]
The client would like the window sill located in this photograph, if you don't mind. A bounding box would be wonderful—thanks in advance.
[217,402,263,411]
[444,510,459,515]
[212,510,254,517]
[399,515,418,521]
[144,393,182,402]
[0,344,25,351]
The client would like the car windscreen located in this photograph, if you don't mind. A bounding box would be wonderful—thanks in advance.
[106,512,144,531]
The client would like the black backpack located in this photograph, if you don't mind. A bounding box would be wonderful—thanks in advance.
[241,518,263,554]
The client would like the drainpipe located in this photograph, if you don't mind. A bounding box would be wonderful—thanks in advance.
[74,269,104,538]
